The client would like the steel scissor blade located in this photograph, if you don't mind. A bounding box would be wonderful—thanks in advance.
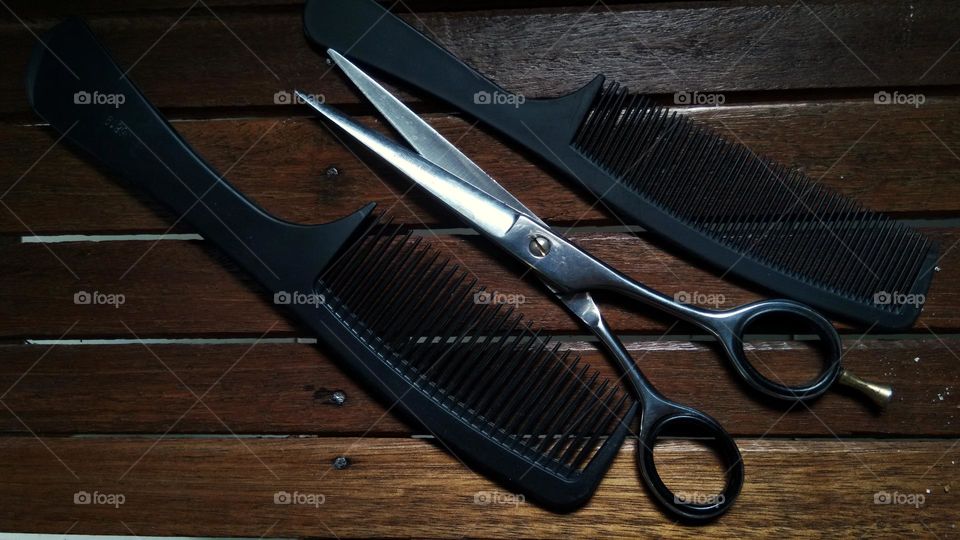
[296,91,518,238]
[326,49,546,227]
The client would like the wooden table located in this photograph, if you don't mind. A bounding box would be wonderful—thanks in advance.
[1,0,958,537]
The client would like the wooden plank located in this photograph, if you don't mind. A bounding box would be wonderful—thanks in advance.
[0,437,954,537]
[0,338,956,437]
[3,98,959,236]
[0,228,953,339]
[1,0,634,18]
[1,0,295,17]
[3,1,960,114]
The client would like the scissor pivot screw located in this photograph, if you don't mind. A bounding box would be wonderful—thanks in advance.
[529,235,551,258]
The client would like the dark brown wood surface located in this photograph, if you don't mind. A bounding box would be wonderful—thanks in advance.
[3,1,960,116]
[1,0,958,537]
[0,438,956,538]
[3,98,960,236]
[0,338,956,436]
[0,229,955,338]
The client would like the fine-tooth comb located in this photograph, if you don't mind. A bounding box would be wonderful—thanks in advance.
[26,18,637,510]
[323,220,635,477]
[303,0,939,329]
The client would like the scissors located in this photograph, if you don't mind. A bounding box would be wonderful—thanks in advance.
[298,50,889,519]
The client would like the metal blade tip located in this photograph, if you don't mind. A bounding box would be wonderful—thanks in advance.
[294,90,323,111]
[326,49,347,65]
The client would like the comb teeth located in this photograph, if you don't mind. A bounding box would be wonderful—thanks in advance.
[572,82,935,317]
[317,217,633,477]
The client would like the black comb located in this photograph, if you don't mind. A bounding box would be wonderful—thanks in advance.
[321,220,635,487]
[26,18,637,510]
[304,0,939,329]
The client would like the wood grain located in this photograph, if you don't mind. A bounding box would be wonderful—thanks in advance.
[3,1,960,115]
[0,0,653,18]
[1,0,295,16]
[3,98,959,236]
[0,338,956,437]
[0,228,952,339]
[2,0,958,536]
[0,437,955,537]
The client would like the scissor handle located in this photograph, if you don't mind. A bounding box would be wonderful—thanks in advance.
[498,220,846,402]
[702,299,844,402]
[637,396,744,521]
[555,291,743,521]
